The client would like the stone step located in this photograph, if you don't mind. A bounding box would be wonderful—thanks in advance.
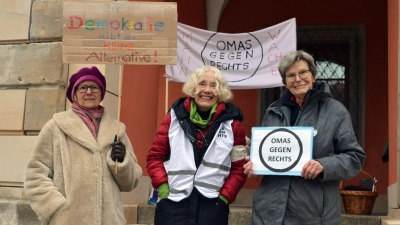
[137,204,383,225]
[381,216,400,225]
[0,199,384,225]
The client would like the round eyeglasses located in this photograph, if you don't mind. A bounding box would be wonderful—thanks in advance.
[77,85,101,93]
[285,70,311,82]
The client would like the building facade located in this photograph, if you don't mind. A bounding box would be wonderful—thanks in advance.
[0,0,398,224]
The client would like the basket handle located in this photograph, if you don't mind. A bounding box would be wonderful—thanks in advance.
[339,170,378,192]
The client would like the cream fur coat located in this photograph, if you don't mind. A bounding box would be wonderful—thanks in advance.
[24,109,142,225]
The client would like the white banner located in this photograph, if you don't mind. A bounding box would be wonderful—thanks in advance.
[164,18,297,89]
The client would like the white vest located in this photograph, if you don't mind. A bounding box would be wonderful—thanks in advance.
[164,109,234,202]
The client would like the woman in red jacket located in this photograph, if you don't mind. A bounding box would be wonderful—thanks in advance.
[147,66,248,225]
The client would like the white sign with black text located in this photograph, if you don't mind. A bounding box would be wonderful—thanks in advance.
[250,127,314,176]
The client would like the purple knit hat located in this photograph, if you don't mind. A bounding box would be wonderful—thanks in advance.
[66,66,106,103]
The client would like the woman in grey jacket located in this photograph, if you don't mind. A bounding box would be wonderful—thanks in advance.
[244,50,366,225]
[24,66,142,225]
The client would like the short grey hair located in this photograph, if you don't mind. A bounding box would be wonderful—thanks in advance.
[182,66,233,102]
[278,50,318,85]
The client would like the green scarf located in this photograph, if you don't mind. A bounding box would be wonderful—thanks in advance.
[189,99,217,129]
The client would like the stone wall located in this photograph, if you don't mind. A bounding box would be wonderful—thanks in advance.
[0,0,67,185]
[0,1,67,224]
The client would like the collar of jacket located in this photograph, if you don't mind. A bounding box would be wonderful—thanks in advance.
[53,108,120,152]
[171,97,243,123]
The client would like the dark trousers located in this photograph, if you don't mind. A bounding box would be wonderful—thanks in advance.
[154,188,229,225]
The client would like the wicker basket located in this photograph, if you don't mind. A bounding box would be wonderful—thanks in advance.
[340,170,378,215]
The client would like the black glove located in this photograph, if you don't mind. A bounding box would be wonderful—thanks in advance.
[111,140,126,162]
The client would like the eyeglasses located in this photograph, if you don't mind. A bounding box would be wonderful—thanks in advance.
[185,125,209,146]
[285,70,311,82]
[77,85,101,93]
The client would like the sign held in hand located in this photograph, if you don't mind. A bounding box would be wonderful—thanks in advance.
[250,127,314,176]
[63,1,177,65]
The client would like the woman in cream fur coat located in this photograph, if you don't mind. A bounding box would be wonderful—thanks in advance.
[24,66,142,225]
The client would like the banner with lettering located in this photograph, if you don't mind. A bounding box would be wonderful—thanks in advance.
[63,1,177,65]
[250,126,314,176]
[164,18,296,89]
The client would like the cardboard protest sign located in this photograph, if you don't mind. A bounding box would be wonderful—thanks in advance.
[250,127,314,176]
[63,1,177,65]
[165,18,296,89]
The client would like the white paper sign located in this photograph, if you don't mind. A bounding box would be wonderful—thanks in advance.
[250,127,314,176]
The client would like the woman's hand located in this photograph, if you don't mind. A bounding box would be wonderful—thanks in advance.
[243,156,255,178]
[111,141,126,162]
[301,159,324,179]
